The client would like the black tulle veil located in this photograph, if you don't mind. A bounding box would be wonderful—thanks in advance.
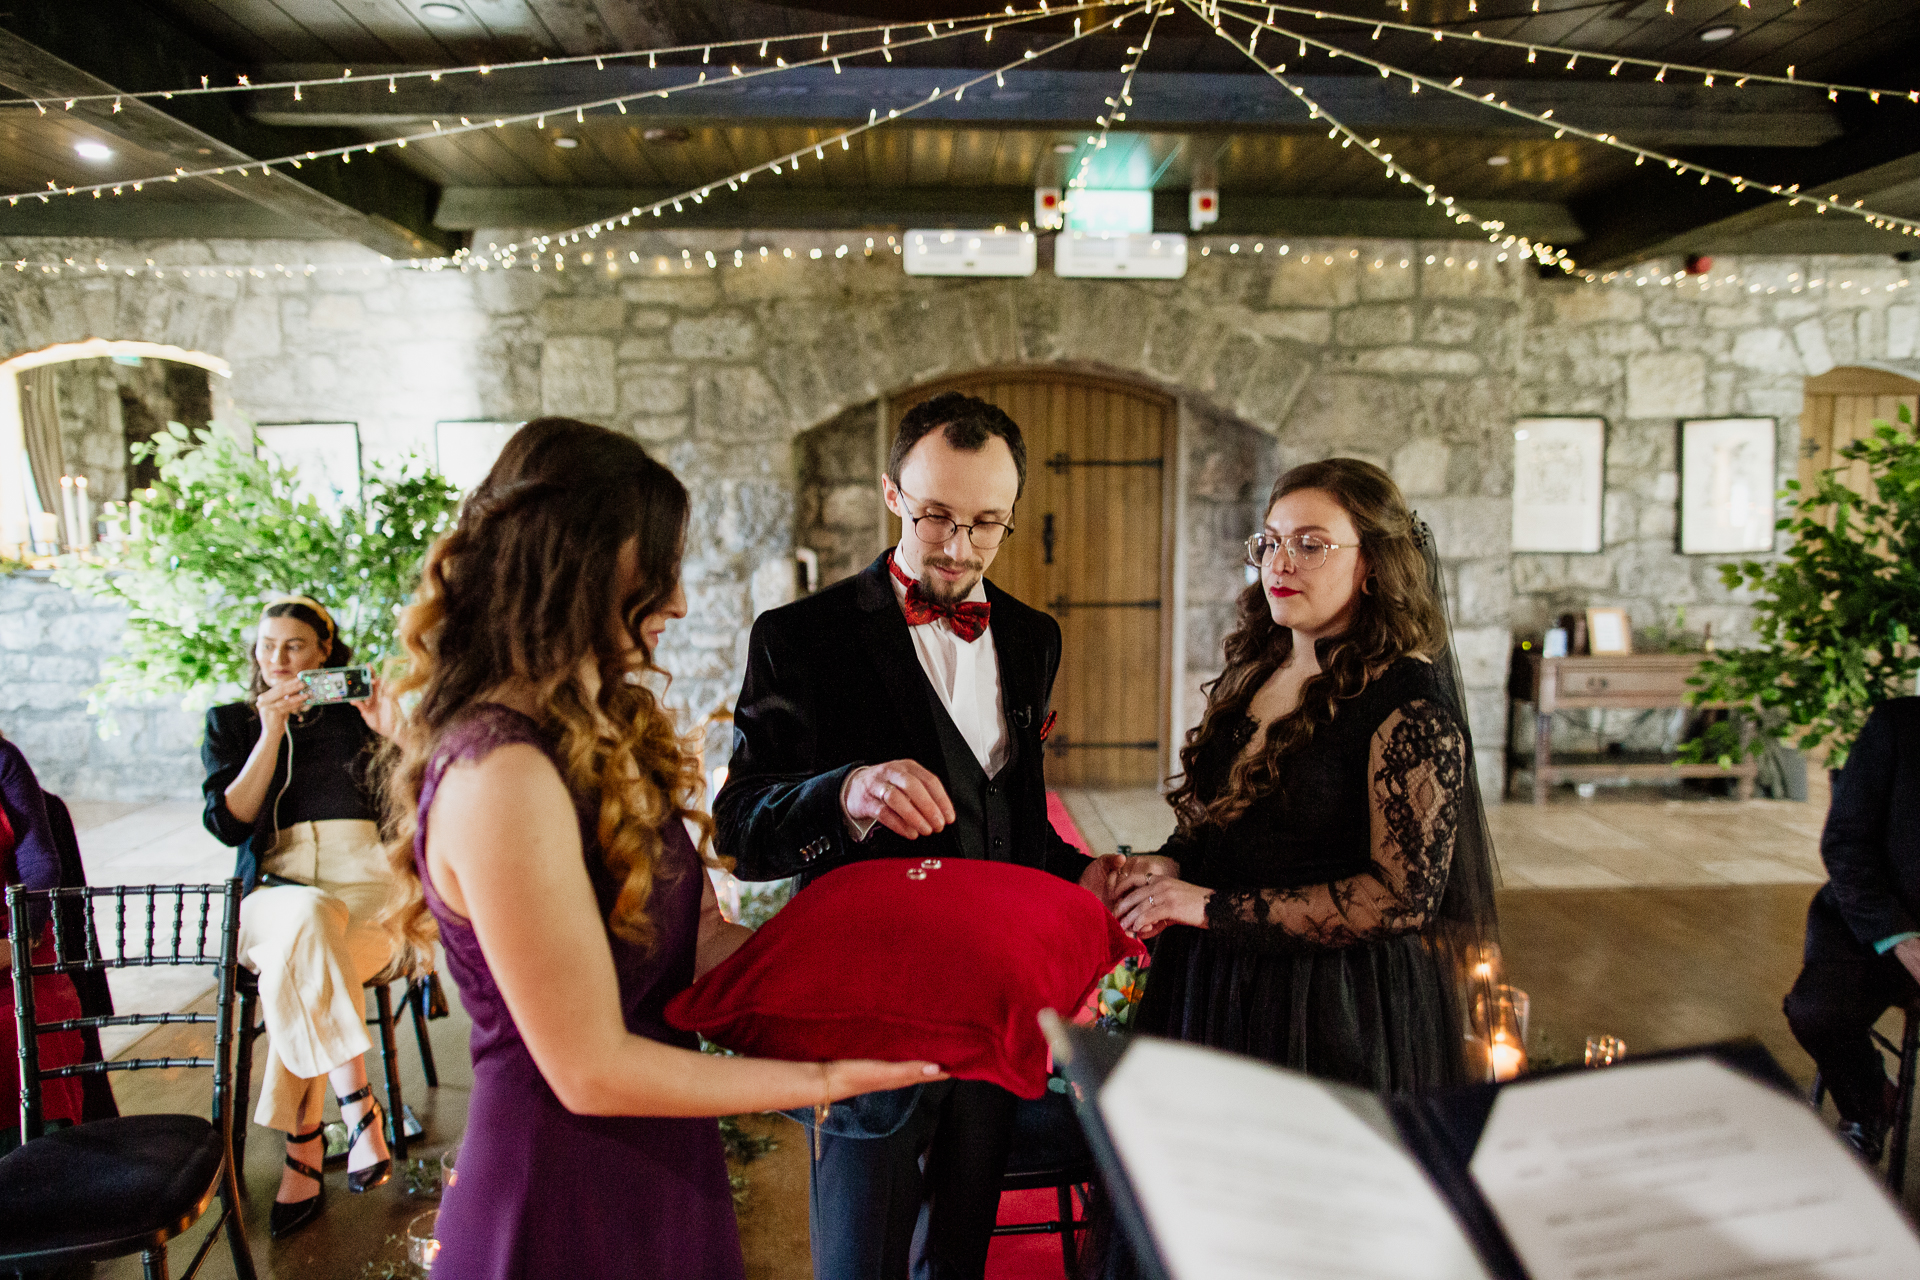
[1411,514,1508,1084]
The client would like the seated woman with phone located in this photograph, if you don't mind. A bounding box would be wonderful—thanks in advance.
[202,595,396,1238]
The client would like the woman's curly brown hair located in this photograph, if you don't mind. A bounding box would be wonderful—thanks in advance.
[1167,457,1447,834]
[377,417,717,973]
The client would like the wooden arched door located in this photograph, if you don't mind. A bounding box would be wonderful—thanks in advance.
[890,370,1173,788]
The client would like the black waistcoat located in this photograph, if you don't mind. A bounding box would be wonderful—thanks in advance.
[920,679,1017,863]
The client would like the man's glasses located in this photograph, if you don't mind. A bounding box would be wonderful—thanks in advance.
[1243,532,1351,571]
[900,487,1013,550]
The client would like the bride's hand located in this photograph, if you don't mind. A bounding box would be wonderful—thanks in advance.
[1106,854,1181,906]
[820,1059,948,1102]
[1115,874,1210,940]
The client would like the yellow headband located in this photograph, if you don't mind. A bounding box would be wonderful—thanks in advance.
[261,594,336,641]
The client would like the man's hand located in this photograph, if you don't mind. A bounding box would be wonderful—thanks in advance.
[1893,937,1920,987]
[1106,854,1181,906]
[1079,854,1125,903]
[844,760,955,839]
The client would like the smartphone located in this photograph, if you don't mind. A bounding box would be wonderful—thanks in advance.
[298,665,374,705]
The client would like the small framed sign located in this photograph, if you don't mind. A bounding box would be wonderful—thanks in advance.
[1511,418,1605,554]
[1680,417,1777,554]
[1586,607,1632,655]
[256,422,361,515]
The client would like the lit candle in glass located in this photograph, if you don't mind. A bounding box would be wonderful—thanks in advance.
[58,476,78,550]
[73,476,91,550]
[29,511,60,556]
[1490,1034,1526,1081]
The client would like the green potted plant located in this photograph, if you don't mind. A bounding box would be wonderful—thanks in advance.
[58,421,460,720]
[1686,405,1920,772]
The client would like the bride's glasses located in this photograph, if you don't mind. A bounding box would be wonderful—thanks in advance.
[1243,532,1350,571]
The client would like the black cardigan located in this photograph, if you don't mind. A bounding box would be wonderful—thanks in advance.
[201,700,380,892]
[1815,697,1920,953]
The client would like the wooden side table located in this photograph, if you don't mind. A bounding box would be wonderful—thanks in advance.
[1508,653,1758,804]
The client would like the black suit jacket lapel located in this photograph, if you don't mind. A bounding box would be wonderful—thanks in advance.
[985,580,1044,745]
[853,553,945,772]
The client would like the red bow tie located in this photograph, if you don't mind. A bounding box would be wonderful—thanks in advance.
[890,554,991,642]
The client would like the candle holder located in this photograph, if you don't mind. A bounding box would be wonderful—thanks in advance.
[1488,986,1530,1081]
[440,1141,460,1193]
[405,1209,441,1270]
[1584,1034,1627,1067]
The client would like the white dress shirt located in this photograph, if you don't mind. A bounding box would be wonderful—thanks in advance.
[843,564,1011,839]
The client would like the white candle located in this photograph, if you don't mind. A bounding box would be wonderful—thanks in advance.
[128,499,143,542]
[1490,1036,1526,1082]
[73,476,90,550]
[30,511,60,555]
[59,476,77,551]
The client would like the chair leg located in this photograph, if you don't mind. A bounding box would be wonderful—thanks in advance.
[410,979,440,1089]
[221,1152,260,1280]
[141,1247,169,1280]
[232,988,260,1178]
[1057,1182,1079,1277]
[1809,1071,1826,1110]
[374,983,408,1162]
[1888,1007,1920,1196]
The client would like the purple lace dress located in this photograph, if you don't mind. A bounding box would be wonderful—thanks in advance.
[417,705,744,1280]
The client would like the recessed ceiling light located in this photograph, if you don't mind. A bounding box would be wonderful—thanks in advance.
[420,3,463,21]
[74,141,113,161]
[552,136,580,149]
[1699,25,1737,41]
[642,127,690,144]
[1486,154,1510,166]
[1052,142,1077,154]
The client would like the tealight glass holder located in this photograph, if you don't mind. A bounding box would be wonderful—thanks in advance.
[1584,1034,1627,1067]
[440,1141,460,1193]
[406,1209,441,1270]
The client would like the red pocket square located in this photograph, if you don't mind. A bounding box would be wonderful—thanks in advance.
[665,858,1143,1096]
[1038,710,1058,742]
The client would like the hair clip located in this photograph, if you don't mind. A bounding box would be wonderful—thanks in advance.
[1410,518,1431,550]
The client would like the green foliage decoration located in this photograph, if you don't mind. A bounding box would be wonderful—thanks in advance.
[1685,405,1920,771]
[57,422,459,723]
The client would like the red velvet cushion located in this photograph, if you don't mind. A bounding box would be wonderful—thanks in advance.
[665,858,1144,1098]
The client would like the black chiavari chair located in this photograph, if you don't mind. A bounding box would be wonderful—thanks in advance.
[0,879,256,1280]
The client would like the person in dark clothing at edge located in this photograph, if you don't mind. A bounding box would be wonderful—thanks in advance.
[715,391,1116,1280]
[1786,696,1920,1163]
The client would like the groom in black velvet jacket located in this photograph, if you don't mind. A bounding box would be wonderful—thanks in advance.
[716,391,1106,1280]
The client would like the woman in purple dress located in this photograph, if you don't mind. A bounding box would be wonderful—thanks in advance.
[378,417,942,1280]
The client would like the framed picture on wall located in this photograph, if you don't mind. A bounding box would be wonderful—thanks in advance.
[256,422,361,515]
[435,420,523,492]
[1680,417,1777,554]
[1510,417,1605,553]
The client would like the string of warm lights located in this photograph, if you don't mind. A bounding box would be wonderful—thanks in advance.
[1065,7,1165,194]
[0,7,1088,211]
[0,2,1109,111]
[469,4,1152,270]
[1186,0,1573,271]
[1207,6,1920,250]
[1212,0,1908,104]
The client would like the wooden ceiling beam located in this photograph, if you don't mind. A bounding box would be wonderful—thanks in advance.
[0,0,456,256]
[246,66,1842,149]
[434,183,1580,242]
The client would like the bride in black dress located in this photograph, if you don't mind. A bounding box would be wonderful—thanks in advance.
[1109,457,1502,1091]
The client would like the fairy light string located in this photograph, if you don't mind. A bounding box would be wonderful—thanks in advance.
[1203,5,1920,250]
[1212,0,1916,104]
[1185,0,1573,270]
[475,2,1153,270]
[0,2,1110,112]
[1065,6,1164,198]
[0,6,1103,211]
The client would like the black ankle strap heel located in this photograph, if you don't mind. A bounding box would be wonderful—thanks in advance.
[269,1125,327,1239]
[337,1084,393,1193]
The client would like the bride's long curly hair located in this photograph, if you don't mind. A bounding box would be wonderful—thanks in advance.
[377,417,715,973]
[1167,458,1447,834]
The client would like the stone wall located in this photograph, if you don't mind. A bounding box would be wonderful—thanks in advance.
[795,401,885,589]
[3,232,1917,800]
[0,574,203,801]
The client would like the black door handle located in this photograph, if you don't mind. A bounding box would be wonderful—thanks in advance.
[1043,513,1055,565]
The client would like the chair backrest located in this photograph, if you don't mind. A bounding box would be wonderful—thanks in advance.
[6,880,244,1144]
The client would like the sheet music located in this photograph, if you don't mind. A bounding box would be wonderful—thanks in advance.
[1469,1058,1920,1280]
[1098,1038,1492,1280]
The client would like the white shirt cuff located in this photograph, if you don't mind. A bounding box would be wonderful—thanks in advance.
[840,769,879,842]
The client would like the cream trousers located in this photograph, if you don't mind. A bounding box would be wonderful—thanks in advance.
[238,819,396,1134]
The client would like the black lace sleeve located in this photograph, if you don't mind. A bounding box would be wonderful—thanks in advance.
[1202,699,1465,953]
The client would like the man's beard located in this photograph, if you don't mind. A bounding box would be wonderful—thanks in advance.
[918,553,984,604]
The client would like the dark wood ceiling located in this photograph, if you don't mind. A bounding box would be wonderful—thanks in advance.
[0,0,1915,267]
